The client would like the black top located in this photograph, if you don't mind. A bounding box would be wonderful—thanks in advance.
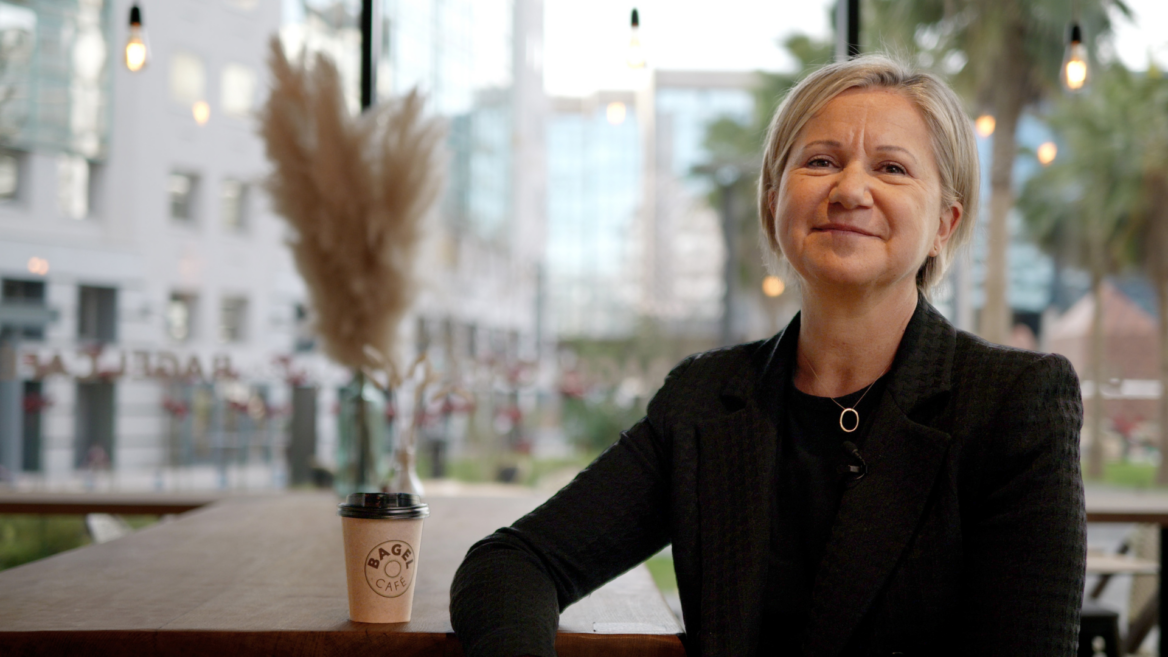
[762,375,886,652]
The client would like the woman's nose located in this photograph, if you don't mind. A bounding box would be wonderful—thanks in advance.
[828,163,873,209]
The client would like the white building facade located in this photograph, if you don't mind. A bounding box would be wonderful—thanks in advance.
[0,0,547,488]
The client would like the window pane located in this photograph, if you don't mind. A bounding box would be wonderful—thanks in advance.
[2,278,47,339]
[0,152,18,200]
[58,155,89,219]
[219,296,248,343]
[170,172,196,222]
[221,64,256,118]
[294,302,315,352]
[2,278,46,303]
[167,293,196,341]
[221,179,247,231]
[170,51,206,105]
[78,285,117,343]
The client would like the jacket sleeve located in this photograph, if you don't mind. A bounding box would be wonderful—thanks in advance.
[959,353,1087,656]
[449,358,692,657]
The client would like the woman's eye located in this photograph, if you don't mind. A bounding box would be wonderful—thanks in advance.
[807,157,834,168]
[881,163,907,175]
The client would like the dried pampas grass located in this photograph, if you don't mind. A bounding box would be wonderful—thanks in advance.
[260,38,445,381]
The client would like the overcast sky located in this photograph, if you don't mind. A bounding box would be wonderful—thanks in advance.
[543,0,1168,97]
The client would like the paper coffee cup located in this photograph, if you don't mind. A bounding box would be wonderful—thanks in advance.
[338,492,429,623]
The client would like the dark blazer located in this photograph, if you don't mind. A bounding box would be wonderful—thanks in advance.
[450,299,1087,657]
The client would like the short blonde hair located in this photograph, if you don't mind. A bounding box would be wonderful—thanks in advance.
[757,54,979,292]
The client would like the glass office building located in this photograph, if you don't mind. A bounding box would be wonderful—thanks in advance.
[544,71,757,341]
[0,0,112,158]
[646,72,755,335]
[546,93,640,338]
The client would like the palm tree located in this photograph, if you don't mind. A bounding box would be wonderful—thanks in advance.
[1018,64,1156,479]
[867,0,1129,345]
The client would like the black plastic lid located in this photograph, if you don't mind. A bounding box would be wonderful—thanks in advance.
[338,492,429,519]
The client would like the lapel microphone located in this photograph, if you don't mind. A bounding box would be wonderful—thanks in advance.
[842,441,867,482]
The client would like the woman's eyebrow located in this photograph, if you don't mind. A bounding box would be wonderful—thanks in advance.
[802,139,842,149]
[800,141,918,163]
[874,145,918,163]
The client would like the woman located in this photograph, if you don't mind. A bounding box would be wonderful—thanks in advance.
[451,55,1085,657]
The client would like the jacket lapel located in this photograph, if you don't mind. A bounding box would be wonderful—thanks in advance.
[697,327,790,656]
[803,299,957,656]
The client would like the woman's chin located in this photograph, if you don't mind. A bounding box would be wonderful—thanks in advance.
[799,266,914,297]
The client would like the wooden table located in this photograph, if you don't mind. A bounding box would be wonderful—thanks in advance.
[1086,487,1168,656]
[0,492,684,656]
[0,490,225,515]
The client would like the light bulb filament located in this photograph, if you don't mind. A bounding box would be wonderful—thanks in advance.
[1064,56,1087,90]
[125,30,147,72]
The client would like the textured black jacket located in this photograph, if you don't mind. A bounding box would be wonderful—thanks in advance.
[451,299,1087,656]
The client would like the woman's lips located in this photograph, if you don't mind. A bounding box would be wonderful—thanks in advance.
[813,223,877,237]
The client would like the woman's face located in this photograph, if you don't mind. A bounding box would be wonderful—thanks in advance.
[772,88,961,297]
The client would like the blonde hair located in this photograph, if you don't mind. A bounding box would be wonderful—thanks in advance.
[757,54,979,292]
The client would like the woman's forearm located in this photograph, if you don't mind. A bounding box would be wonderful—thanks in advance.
[451,529,561,657]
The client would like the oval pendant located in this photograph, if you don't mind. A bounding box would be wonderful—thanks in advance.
[840,407,860,433]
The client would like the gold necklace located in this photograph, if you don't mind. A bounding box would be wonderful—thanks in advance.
[800,355,888,433]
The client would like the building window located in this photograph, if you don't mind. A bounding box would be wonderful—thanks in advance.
[0,151,22,202]
[75,380,115,468]
[220,296,248,343]
[1,278,48,340]
[23,380,44,472]
[170,51,206,105]
[77,285,117,344]
[221,63,257,119]
[293,303,315,352]
[170,172,198,222]
[167,292,197,342]
[58,155,90,220]
[2,278,46,303]
[221,179,248,231]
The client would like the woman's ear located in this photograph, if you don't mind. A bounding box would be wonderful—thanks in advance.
[931,201,963,257]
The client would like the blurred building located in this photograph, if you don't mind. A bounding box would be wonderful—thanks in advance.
[1048,281,1160,431]
[546,70,760,342]
[642,70,755,339]
[0,0,547,486]
[0,0,303,486]
[546,91,641,338]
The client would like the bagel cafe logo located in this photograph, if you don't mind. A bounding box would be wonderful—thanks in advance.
[21,348,239,381]
[365,540,416,598]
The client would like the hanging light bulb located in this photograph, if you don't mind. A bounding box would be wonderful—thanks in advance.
[124,4,149,72]
[1061,22,1088,91]
[627,8,645,69]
